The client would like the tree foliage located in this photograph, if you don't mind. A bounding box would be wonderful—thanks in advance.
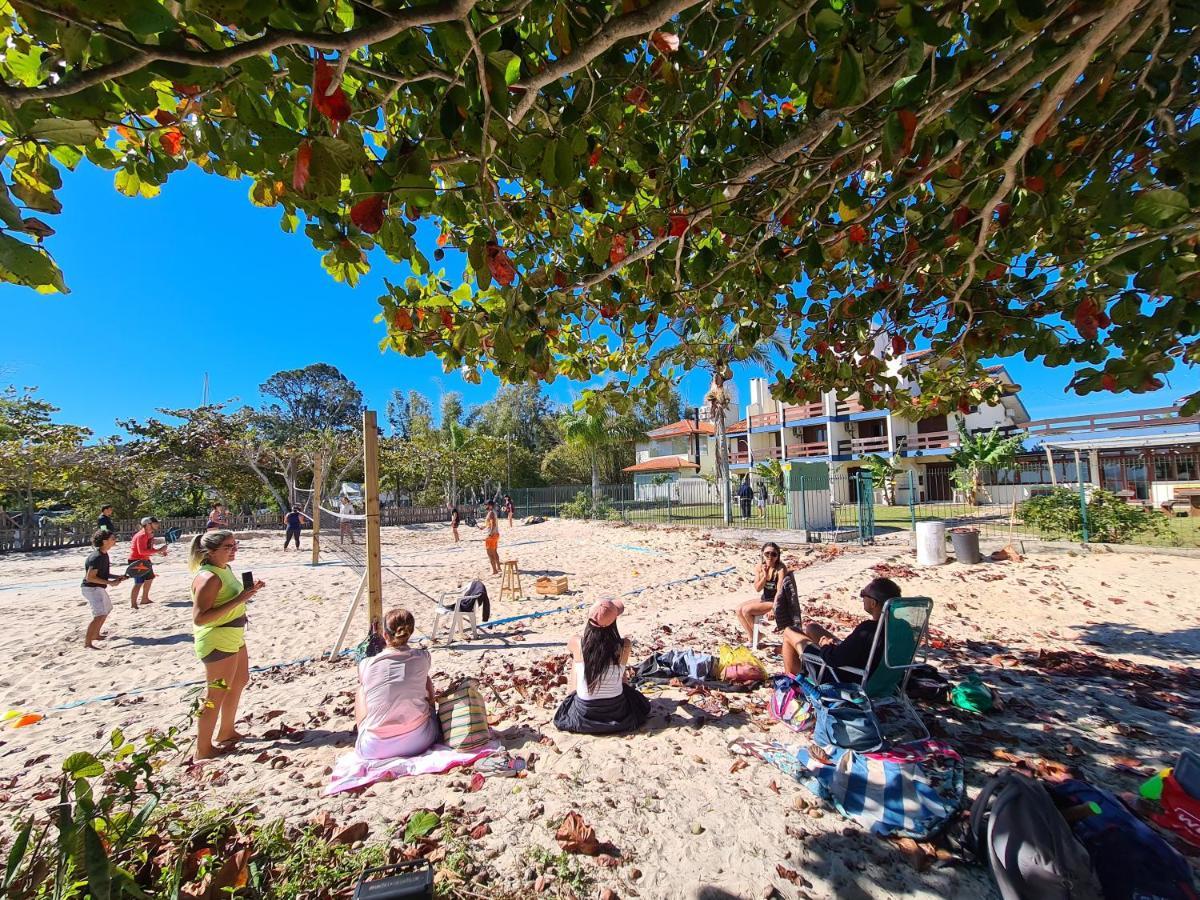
[3,1,1198,412]
[949,415,1023,503]
[0,386,90,524]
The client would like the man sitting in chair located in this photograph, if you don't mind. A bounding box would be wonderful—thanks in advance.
[782,576,901,680]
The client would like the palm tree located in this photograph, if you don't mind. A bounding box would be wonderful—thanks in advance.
[949,417,1023,505]
[559,408,644,514]
[753,458,785,503]
[861,454,902,505]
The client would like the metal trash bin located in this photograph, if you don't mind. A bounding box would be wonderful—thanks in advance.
[916,521,947,565]
[950,527,981,564]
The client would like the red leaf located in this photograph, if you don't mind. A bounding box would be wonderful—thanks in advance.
[995,202,1012,226]
[609,233,628,264]
[485,241,516,286]
[985,262,1008,281]
[313,58,352,124]
[292,141,312,192]
[554,268,569,288]
[468,772,485,792]
[1101,374,1118,392]
[847,223,868,245]
[651,31,680,54]
[437,232,449,247]
[588,146,602,167]
[890,334,906,356]
[1024,175,1046,193]
[469,823,490,839]
[625,86,650,111]
[738,100,756,118]
[350,194,386,233]
[440,309,454,329]
[669,214,689,238]
[1073,298,1101,340]
[945,159,963,178]
[555,811,601,855]
[392,309,413,331]
[952,206,971,231]
[781,211,797,228]
[153,109,178,127]
[160,129,184,156]
[173,82,200,97]
[780,101,797,116]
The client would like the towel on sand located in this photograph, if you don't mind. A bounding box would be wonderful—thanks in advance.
[324,740,501,795]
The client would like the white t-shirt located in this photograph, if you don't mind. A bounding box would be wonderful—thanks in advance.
[339,499,354,516]
[358,647,433,738]
[574,661,624,701]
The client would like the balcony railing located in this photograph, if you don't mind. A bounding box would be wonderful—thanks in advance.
[901,431,960,452]
[749,412,781,428]
[752,445,782,461]
[783,402,825,423]
[729,450,750,464]
[785,441,830,459]
[835,396,866,415]
[838,436,890,455]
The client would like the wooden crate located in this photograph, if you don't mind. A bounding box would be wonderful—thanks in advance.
[535,575,569,596]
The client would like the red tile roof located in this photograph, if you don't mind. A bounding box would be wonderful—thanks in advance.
[727,418,748,433]
[622,457,702,473]
[646,419,716,439]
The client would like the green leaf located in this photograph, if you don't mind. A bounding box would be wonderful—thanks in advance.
[555,139,575,189]
[487,50,523,86]
[3,817,32,890]
[0,234,68,293]
[812,9,844,42]
[404,811,440,842]
[121,0,178,36]
[1132,189,1189,228]
[81,820,111,900]
[113,169,160,199]
[540,139,559,188]
[6,48,44,87]
[0,181,25,230]
[493,327,515,361]
[833,47,867,108]
[313,136,360,170]
[27,118,102,146]
[62,751,103,779]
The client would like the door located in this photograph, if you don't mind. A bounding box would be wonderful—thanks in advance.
[925,463,952,501]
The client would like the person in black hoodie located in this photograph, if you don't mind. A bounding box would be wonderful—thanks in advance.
[782,576,900,680]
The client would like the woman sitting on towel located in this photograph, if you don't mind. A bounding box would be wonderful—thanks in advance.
[781,576,900,679]
[554,599,650,734]
[355,608,439,759]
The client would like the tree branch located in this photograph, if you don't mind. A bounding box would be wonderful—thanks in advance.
[510,0,706,124]
[0,0,478,103]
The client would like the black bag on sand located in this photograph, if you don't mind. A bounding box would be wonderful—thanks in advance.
[969,770,1102,900]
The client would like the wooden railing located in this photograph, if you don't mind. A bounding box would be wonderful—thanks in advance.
[838,436,890,455]
[785,441,831,459]
[783,402,825,423]
[901,431,960,451]
[749,412,781,428]
[835,396,866,415]
[729,450,751,464]
[1024,405,1199,436]
[752,446,783,461]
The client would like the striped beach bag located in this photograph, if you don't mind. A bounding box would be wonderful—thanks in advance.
[759,738,964,839]
[436,678,492,751]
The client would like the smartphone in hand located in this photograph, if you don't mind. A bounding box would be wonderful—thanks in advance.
[242,571,254,591]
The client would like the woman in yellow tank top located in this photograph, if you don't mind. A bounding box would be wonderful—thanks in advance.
[189,529,265,760]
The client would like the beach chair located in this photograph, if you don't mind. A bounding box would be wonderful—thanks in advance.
[802,596,933,737]
[430,590,479,644]
[750,614,769,651]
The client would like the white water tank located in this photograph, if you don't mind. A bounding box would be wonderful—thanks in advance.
[916,521,948,566]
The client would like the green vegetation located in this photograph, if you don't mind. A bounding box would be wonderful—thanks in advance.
[559,491,620,521]
[1018,488,1170,544]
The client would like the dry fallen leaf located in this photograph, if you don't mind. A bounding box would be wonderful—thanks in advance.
[556,811,601,856]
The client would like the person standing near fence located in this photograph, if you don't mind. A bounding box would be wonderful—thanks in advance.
[82,529,127,649]
[480,500,501,575]
[504,494,514,528]
[129,517,167,609]
[450,506,461,544]
[738,476,753,519]
[756,482,767,517]
[339,495,356,545]
[97,505,115,534]
[206,503,228,531]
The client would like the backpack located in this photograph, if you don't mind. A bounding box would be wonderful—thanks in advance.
[769,674,812,733]
[905,663,951,702]
[435,678,492,751]
[969,771,1102,900]
[797,676,884,753]
[1044,779,1198,900]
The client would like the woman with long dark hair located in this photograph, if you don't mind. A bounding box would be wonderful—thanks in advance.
[553,599,650,734]
[735,541,789,641]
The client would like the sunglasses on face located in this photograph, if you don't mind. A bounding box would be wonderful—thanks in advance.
[764,551,778,557]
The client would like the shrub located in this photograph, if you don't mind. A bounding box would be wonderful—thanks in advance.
[1017,488,1168,543]
[558,491,620,520]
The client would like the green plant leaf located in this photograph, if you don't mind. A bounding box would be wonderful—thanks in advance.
[487,50,522,86]
[1132,189,1189,228]
[404,810,440,842]
[62,751,104,779]
[27,118,102,145]
[2,817,33,889]
[121,0,178,36]
[0,233,68,293]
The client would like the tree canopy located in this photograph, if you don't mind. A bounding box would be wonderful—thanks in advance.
[2,0,1198,410]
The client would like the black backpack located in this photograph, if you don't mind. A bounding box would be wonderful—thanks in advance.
[969,770,1102,900]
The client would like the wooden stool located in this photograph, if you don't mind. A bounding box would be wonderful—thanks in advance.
[499,559,522,602]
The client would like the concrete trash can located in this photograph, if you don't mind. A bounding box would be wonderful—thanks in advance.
[950,527,982,564]
[915,521,948,566]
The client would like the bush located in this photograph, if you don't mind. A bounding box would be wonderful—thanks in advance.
[1017,488,1168,543]
[558,491,620,520]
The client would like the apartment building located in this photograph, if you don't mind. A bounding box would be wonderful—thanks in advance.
[726,352,1031,501]
[624,418,716,489]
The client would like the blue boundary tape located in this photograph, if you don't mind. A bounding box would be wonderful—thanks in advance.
[43,566,738,712]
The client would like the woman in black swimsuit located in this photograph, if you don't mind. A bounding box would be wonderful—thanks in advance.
[735,541,788,642]
[450,506,460,544]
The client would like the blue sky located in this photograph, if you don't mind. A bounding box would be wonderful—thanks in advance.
[3,162,1197,438]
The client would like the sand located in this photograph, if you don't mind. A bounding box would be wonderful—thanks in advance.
[1,519,1198,899]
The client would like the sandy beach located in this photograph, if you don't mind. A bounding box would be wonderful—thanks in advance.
[1,518,1198,899]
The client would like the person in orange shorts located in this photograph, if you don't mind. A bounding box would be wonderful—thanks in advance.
[480,500,500,575]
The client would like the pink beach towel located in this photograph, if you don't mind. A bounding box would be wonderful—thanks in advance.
[324,740,500,795]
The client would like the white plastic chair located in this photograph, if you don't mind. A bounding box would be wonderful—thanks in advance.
[430,590,479,644]
[751,615,767,651]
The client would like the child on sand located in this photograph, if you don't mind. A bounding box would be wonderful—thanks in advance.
[354,608,438,759]
[190,529,265,760]
[554,599,650,734]
[129,516,168,609]
[735,542,789,642]
[81,529,126,649]
[480,500,500,575]
[781,576,901,679]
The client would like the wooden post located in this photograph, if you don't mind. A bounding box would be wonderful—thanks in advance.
[364,409,384,628]
[1045,444,1057,486]
[311,450,323,567]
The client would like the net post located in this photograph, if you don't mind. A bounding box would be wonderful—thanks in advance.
[311,451,323,566]
[364,409,384,628]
